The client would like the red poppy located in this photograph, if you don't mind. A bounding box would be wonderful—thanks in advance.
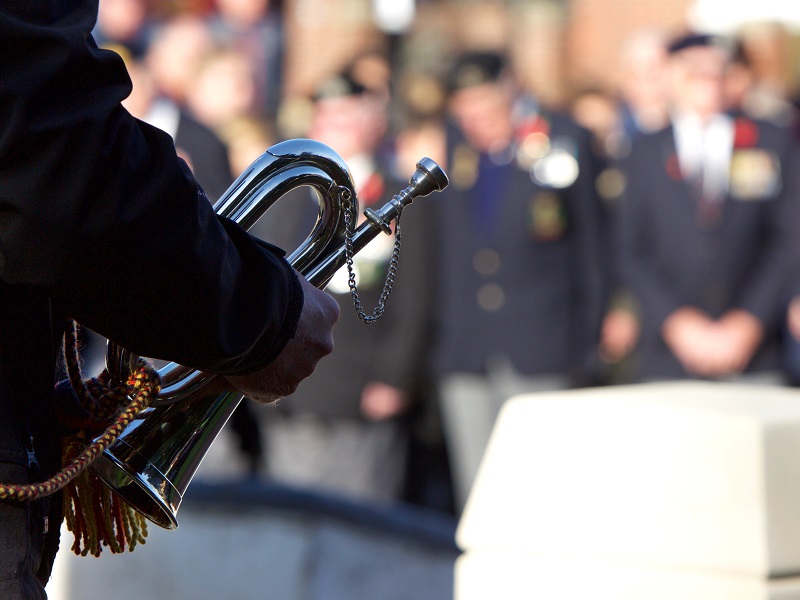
[733,117,759,149]
[665,152,682,180]
[359,172,385,206]
[516,115,550,140]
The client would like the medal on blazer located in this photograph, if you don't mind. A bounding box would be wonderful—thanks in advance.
[515,115,551,169]
[729,118,780,201]
[531,137,580,189]
[596,167,626,203]
[729,148,781,200]
[529,191,567,241]
[451,143,479,189]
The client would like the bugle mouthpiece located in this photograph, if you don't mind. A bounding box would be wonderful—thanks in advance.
[403,157,449,205]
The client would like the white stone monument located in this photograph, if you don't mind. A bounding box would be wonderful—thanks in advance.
[456,382,800,599]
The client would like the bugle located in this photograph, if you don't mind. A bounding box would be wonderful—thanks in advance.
[90,138,448,529]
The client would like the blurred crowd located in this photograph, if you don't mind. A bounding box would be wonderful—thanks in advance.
[88,0,800,515]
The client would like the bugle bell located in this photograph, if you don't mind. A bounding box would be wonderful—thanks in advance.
[90,138,448,529]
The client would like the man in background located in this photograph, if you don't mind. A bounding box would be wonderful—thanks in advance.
[615,33,800,382]
[432,51,604,511]
[255,65,434,503]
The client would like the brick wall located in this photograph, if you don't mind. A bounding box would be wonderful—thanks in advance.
[283,0,384,97]
[565,0,693,96]
[281,0,725,109]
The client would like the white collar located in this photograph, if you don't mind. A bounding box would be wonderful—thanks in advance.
[672,111,734,199]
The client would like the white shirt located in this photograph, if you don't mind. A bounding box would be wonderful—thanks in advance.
[672,111,733,201]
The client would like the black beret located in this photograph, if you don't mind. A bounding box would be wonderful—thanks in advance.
[667,32,727,55]
[312,72,368,102]
[447,51,507,93]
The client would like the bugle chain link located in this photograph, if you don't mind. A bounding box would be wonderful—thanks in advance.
[338,184,403,325]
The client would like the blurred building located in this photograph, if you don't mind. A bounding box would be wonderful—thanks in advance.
[279,0,800,116]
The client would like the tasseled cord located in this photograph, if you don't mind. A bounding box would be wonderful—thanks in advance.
[0,320,161,556]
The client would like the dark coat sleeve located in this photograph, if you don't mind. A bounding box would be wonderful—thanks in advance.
[0,1,302,375]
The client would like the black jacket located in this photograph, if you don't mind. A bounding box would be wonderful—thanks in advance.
[0,2,301,592]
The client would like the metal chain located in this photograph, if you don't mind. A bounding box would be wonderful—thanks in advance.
[339,185,402,324]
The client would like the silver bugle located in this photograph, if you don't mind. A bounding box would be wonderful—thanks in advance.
[91,139,448,529]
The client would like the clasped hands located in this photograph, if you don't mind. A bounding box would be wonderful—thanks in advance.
[661,307,764,378]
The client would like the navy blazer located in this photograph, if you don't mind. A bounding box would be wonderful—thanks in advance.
[433,112,604,379]
[615,117,800,380]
